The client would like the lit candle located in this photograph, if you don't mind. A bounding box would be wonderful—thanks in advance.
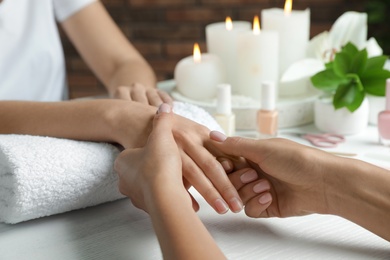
[236,16,279,101]
[174,43,225,100]
[206,17,251,94]
[261,0,310,95]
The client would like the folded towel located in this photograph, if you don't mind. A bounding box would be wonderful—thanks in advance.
[0,101,223,224]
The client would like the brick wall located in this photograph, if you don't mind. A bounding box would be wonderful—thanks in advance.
[62,0,368,99]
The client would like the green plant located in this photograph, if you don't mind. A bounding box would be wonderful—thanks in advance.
[310,42,390,112]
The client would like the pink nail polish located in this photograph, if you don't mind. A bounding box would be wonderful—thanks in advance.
[253,181,270,193]
[229,197,243,213]
[158,103,171,114]
[258,193,272,204]
[214,199,229,214]
[210,131,227,142]
[240,170,258,183]
[257,81,278,139]
[378,79,390,146]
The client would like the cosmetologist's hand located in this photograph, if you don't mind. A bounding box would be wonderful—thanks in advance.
[209,131,337,218]
[112,82,172,107]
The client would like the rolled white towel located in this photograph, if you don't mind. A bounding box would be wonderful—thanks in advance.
[0,102,223,224]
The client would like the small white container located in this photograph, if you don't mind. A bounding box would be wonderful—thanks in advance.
[314,95,369,135]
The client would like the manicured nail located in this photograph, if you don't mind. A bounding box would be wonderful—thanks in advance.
[253,181,271,194]
[158,103,171,114]
[240,169,258,183]
[229,197,243,213]
[210,131,227,142]
[258,193,272,204]
[214,199,229,214]
[221,160,232,172]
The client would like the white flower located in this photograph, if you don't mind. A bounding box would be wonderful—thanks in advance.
[280,12,384,96]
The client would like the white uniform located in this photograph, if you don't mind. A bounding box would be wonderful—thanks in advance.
[0,0,95,101]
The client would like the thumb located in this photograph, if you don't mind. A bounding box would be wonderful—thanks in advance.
[149,103,174,142]
[209,131,268,164]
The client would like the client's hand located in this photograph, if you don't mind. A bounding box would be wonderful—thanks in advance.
[210,131,336,218]
[108,101,242,214]
[112,82,173,107]
[114,103,191,212]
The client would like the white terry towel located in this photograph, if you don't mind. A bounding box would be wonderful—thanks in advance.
[0,102,223,224]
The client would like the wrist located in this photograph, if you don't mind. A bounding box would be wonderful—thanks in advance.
[103,100,156,148]
[143,176,191,213]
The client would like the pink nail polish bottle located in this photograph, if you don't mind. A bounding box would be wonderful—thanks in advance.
[378,79,390,146]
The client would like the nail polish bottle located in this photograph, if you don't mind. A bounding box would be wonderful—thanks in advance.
[214,84,235,136]
[257,81,278,138]
[378,79,390,146]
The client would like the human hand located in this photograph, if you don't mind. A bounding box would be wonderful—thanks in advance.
[114,103,194,212]
[107,100,243,214]
[209,131,339,218]
[171,116,243,214]
[112,83,173,107]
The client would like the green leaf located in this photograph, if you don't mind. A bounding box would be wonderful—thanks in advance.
[333,75,365,112]
[361,69,390,96]
[350,49,368,74]
[364,55,388,71]
[341,42,359,58]
[325,61,334,70]
[333,52,351,77]
[310,69,348,91]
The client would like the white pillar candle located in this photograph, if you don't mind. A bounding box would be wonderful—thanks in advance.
[174,43,225,101]
[236,16,279,101]
[261,0,310,96]
[206,17,251,94]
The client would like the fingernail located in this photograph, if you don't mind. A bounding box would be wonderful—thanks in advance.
[158,103,171,114]
[240,169,258,183]
[221,160,232,172]
[229,197,243,213]
[214,199,229,214]
[253,181,270,193]
[258,193,272,204]
[210,131,227,142]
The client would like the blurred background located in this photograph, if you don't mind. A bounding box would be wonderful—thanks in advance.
[61,0,390,99]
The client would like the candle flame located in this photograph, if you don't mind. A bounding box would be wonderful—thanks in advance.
[284,0,292,15]
[193,43,201,63]
[253,15,260,34]
[225,16,233,31]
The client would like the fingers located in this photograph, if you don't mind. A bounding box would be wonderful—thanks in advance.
[130,83,149,104]
[227,168,259,190]
[227,168,272,218]
[113,86,132,100]
[181,151,231,214]
[210,131,269,164]
[113,83,172,107]
[183,144,244,213]
[157,89,173,106]
[244,192,272,218]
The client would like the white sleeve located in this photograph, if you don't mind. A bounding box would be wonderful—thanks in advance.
[53,0,97,22]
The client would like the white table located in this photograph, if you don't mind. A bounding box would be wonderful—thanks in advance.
[1,123,390,259]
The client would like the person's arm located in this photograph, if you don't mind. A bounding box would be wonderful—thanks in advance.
[0,100,242,214]
[60,1,171,105]
[210,132,390,241]
[115,104,226,259]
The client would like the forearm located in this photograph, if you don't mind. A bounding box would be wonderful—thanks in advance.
[326,158,390,241]
[0,100,155,148]
[145,181,226,260]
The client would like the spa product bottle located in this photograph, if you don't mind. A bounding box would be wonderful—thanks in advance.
[257,81,278,138]
[378,79,390,146]
[214,84,235,136]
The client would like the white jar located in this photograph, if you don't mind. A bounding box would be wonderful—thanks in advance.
[314,95,369,135]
